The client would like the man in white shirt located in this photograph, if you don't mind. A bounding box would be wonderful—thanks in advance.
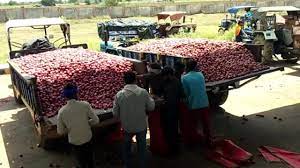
[113,71,155,168]
[57,83,99,168]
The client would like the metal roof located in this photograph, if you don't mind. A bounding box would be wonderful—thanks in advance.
[257,6,300,12]
[5,17,67,31]
[227,6,256,14]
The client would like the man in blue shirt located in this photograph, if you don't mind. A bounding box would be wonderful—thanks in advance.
[181,60,211,146]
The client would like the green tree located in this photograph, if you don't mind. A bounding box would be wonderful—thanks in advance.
[8,0,18,6]
[85,0,91,5]
[104,0,118,6]
[68,0,77,3]
[41,0,56,6]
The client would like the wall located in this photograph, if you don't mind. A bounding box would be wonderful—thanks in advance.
[0,0,299,22]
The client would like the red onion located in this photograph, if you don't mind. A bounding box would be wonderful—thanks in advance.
[12,48,133,117]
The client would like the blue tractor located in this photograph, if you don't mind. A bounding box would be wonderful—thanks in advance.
[218,5,256,35]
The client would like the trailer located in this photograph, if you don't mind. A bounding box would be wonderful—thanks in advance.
[116,43,284,106]
[8,47,146,148]
[6,18,147,148]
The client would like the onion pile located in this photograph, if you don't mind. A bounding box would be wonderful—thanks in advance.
[12,48,133,117]
[127,39,268,82]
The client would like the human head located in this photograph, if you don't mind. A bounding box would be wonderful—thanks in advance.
[186,60,197,72]
[147,62,162,74]
[238,20,244,26]
[245,8,251,12]
[124,71,136,84]
[161,66,174,80]
[63,83,78,100]
[174,61,185,74]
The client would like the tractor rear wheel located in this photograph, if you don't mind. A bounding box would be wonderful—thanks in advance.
[254,34,273,63]
[218,28,225,35]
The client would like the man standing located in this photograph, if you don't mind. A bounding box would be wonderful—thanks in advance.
[143,62,163,96]
[57,83,99,168]
[161,67,184,155]
[181,60,211,146]
[235,20,245,42]
[113,71,155,168]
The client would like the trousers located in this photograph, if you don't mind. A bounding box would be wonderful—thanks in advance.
[72,140,95,168]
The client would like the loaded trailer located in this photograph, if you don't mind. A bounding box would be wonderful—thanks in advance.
[7,45,283,148]
[8,47,147,149]
[115,43,284,106]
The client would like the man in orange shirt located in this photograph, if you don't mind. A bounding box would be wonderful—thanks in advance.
[235,20,245,42]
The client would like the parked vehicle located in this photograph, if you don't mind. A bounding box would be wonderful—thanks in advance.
[218,6,256,34]
[252,6,300,63]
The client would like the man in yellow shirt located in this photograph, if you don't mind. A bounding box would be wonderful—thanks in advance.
[235,20,245,42]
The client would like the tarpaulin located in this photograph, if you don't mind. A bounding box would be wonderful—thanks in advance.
[207,139,253,168]
[148,108,168,155]
[259,146,300,168]
[258,147,281,162]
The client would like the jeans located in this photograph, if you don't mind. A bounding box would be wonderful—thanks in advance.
[123,130,147,168]
[72,141,95,168]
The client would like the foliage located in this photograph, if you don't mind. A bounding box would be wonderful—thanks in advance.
[41,0,56,6]
[172,26,235,41]
[85,0,91,5]
[68,0,78,3]
[104,0,118,6]
[8,0,18,6]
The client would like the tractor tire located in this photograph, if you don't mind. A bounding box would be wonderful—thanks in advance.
[208,90,229,107]
[218,28,225,35]
[254,34,273,63]
[167,27,180,36]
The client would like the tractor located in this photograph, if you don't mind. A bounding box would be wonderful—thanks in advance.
[218,6,256,35]
[6,17,87,59]
[156,11,196,37]
[252,6,300,64]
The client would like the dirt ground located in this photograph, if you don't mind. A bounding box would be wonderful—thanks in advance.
[0,62,299,168]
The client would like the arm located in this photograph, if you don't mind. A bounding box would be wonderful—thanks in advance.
[112,94,120,118]
[181,77,190,98]
[145,90,155,111]
[57,112,68,135]
[86,103,99,126]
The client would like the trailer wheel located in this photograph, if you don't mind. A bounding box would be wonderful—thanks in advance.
[12,86,23,105]
[286,57,299,64]
[208,90,229,107]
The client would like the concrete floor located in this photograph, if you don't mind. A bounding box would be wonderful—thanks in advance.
[0,62,299,168]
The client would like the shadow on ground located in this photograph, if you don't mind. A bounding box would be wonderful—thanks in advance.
[0,102,299,168]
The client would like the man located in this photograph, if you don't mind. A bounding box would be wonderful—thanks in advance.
[113,71,155,168]
[143,62,163,96]
[181,60,211,146]
[57,83,99,168]
[235,20,245,42]
[161,67,184,155]
[174,61,185,80]
[244,7,253,23]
